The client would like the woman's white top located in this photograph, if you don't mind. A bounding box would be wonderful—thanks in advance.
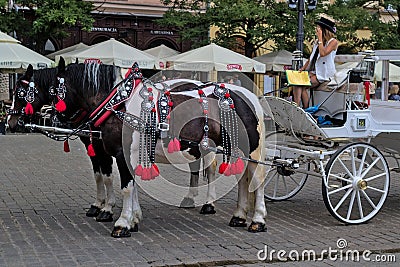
[310,38,337,82]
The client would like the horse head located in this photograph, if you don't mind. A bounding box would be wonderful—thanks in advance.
[7,64,55,132]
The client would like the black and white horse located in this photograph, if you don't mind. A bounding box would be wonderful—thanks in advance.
[51,59,268,237]
[7,65,117,222]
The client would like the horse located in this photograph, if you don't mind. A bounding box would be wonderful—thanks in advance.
[7,61,220,236]
[51,58,267,237]
[7,64,117,223]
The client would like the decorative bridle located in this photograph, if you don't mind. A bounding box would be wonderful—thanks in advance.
[49,77,67,113]
[7,80,38,117]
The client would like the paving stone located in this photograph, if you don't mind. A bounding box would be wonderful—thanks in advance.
[1,135,400,266]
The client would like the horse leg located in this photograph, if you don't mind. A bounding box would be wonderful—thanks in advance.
[111,151,141,238]
[247,161,267,233]
[86,157,105,218]
[200,159,217,214]
[180,160,200,208]
[96,153,115,222]
[229,170,248,227]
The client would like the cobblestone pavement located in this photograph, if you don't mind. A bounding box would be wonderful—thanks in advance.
[0,134,399,266]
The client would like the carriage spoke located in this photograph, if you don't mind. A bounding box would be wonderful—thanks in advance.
[282,175,288,195]
[351,147,357,176]
[273,174,280,198]
[338,158,354,179]
[361,190,377,209]
[330,173,351,183]
[346,190,356,220]
[367,186,386,194]
[328,183,353,195]
[364,172,386,182]
[334,188,353,212]
[265,170,277,186]
[358,147,368,176]
[288,175,301,186]
[357,191,364,219]
[361,157,381,178]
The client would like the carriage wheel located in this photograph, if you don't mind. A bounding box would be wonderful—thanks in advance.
[322,142,390,224]
[264,131,309,201]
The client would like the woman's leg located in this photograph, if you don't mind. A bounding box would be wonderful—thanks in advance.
[293,86,303,107]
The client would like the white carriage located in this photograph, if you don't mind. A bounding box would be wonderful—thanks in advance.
[261,51,400,224]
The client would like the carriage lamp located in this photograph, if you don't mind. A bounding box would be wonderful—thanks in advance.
[359,50,376,81]
[292,50,303,70]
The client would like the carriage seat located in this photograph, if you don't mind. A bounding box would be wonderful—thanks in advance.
[311,69,364,125]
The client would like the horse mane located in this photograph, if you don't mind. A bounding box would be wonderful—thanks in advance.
[64,63,119,98]
[32,68,58,90]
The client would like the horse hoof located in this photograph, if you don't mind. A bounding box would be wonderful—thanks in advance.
[130,224,139,232]
[180,197,195,208]
[111,226,131,238]
[229,216,247,227]
[96,211,113,222]
[200,203,216,214]
[86,205,101,217]
[248,222,266,233]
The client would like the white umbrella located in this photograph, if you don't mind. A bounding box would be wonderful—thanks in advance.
[144,44,180,69]
[56,38,157,69]
[165,43,266,73]
[0,31,54,72]
[46,42,89,60]
[254,50,292,72]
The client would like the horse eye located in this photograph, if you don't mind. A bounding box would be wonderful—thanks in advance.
[29,82,35,88]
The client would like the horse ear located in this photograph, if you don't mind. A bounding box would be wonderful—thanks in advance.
[26,64,33,79]
[58,57,66,73]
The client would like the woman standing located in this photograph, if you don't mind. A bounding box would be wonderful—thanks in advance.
[294,17,339,108]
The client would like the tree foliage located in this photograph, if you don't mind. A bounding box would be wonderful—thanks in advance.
[159,0,304,57]
[0,0,94,53]
[159,0,400,57]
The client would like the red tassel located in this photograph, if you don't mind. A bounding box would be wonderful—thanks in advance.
[150,164,160,179]
[63,140,70,153]
[236,158,245,174]
[230,161,237,175]
[55,98,66,112]
[135,165,143,176]
[87,143,96,157]
[141,167,151,181]
[224,164,232,176]
[173,138,181,151]
[25,102,34,115]
[168,139,175,153]
[218,162,228,174]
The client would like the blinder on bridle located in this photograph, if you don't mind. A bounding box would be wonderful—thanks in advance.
[50,77,67,113]
[7,79,38,116]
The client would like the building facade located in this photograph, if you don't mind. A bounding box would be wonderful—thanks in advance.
[47,0,192,53]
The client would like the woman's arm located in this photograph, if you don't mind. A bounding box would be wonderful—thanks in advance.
[299,59,310,72]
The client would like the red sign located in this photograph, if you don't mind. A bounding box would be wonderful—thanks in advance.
[84,58,102,64]
[226,64,242,71]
